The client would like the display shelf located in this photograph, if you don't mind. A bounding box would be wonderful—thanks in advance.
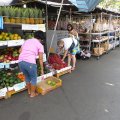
[92,38,108,43]
[79,31,109,35]
[79,30,119,36]
[80,39,90,42]
[0,60,18,68]
[0,41,8,46]
[8,39,24,47]
[0,39,24,47]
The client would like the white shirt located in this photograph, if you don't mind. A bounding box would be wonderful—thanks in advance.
[62,37,78,50]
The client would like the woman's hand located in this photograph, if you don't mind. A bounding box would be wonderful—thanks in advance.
[62,50,68,61]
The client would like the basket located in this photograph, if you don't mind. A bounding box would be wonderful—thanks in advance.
[36,77,62,95]
[101,42,109,51]
[93,47,104,56]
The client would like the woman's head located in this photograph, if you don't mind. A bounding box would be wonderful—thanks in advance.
[34,30,45,41]
[67,24,73,31]
[57,40,64,48]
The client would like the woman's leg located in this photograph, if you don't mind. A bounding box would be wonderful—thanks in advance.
[71,54,76,70]
[19,62,31,95]
[68,53,72,66]
[27,63,38,97]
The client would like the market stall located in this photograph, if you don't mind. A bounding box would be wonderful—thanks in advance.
[0,0,73,99]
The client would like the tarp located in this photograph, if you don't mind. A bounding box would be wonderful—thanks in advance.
[68,0,101,12]
[0,0,18,6]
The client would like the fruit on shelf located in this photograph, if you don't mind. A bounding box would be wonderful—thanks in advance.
[0,6,44,24]
[0,48,19,63]
[0,32,22,41]
[17,73,25,82]
[0,70,21,89]
[24,33,34,39]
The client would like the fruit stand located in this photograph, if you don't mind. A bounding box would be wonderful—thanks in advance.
[0,5,47,99]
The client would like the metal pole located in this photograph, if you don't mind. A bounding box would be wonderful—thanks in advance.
[47,0,64,58]
[45,0,48,55]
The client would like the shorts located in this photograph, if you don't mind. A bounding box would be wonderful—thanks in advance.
[19,61,37,85]
[69,45,80,55]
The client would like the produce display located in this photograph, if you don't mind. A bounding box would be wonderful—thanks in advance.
[0,32,21,41]
[0,70,21,89]
[48,53,67,70]
[47,80,56,86]
[0,7,44,24]
[37,62,51,76]
[17,73,25,82]
[24,33,34,39]
[0,48,19,63]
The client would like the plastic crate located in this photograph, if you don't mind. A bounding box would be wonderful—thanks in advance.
[36,77,62,95]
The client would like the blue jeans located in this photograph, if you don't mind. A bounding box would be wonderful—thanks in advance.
[19,61,37,85]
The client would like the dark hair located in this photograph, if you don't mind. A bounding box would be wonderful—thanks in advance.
[67,24,73,31]
[34,30,45,40]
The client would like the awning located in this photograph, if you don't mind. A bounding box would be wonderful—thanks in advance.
[68,0,101,12]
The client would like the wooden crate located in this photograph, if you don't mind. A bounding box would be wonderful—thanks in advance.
[54,66,71,78]
[7,87,27,98]
[7,82,26,98]
[36,77,62,95]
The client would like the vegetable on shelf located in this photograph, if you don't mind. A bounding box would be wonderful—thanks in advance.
[48,53,67,70]
[0,70,22,89]
[37,62,51,76]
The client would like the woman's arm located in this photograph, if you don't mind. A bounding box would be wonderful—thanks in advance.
[19,47,22,53]
[62,50,68,61]
[38,52,44,75]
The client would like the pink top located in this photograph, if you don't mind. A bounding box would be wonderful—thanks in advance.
[19,38,44,64]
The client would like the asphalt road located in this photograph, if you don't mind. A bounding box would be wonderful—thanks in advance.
[1,47,120,120]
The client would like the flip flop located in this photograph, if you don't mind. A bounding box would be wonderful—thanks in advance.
[30,92,38,98]
[71,67,75,71]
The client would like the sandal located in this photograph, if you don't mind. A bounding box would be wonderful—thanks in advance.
[30,92,38,98]
[71,67,75,71]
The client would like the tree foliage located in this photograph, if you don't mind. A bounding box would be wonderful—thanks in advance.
[98,0,120,12]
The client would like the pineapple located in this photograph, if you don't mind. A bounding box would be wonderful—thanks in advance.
[29,8,35,24]
[15,8,22,23]
[34,9,39,24]
[25,8,30,24]
[38,9,43,24]
[3,7,10,23]
[10,7,16,23]
[21,8,26,24]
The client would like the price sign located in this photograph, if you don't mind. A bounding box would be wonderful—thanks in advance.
[0,41,7,46]
[0,63,4,69]
[0,16,3,29]
[0,88,7,97]
[13,82,26,92]
[5,63,10,69]
[22,24,45,32]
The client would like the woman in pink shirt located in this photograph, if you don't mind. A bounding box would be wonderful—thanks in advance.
[19,31,44,98]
